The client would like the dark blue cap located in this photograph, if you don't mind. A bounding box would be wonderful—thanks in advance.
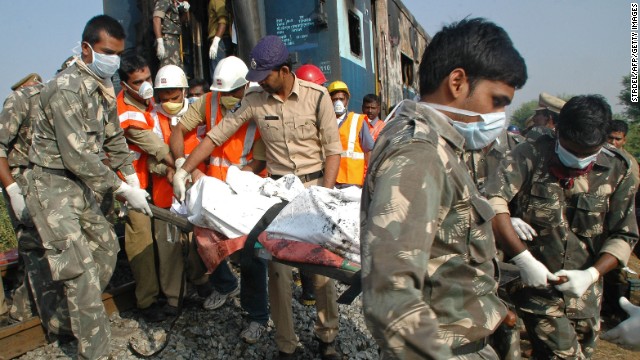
[246,35,290,82]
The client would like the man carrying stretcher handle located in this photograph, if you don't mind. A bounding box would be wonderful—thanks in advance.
[172,35,342,360]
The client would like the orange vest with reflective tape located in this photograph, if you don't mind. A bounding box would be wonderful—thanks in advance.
[367,118,385,141]
[336,112,366,186]
[116,90,157,189]
[152,111,206,208]
[204,92,265,181]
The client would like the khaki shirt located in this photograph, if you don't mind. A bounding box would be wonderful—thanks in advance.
[121,91,170,162]
[206,78,342,175]
[208,0,230,39]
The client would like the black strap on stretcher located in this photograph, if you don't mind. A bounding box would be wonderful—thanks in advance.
[241,201,289,267]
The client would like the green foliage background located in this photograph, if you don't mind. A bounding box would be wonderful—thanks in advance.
[0,196,17,252]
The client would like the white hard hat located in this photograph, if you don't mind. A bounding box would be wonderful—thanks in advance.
[210,56,249,92]
[155,65,188,89]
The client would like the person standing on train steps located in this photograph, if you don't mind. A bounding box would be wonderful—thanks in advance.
[26,15,152,359]
[327,80,374,187]
[172,35,342,360]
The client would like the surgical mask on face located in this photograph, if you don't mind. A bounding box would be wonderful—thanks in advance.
[220,96,240,110]
[162,101,184,115]
[123,81,154,100]
[187,96,198,104]
[85,42,120,79]
[334,100,346,115]
[425,103,507,150]
[555,140,600,169]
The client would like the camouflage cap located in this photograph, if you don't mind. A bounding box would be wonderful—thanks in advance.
[11,73,42,91]
[246,35,289,82]
[535,92,566,114]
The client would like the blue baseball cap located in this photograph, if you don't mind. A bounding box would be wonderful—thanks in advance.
[246,35,290,82]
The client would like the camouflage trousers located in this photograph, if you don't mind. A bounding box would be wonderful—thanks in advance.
[513,287,598,360]
[26,166,119,360]
[160,34,182,68]
[452,344,500,360]
[3,169,63,332]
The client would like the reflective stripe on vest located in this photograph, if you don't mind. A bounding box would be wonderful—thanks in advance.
[337,112,366,185]
[342,113,365,160]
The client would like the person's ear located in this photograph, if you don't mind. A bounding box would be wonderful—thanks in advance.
[81,42,92,62]
[446,68,469,100]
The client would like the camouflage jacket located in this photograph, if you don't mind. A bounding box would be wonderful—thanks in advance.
[154,0,181,35]
[486,134,639,318]
[360,101,506,359]
[464,130,522,195]
[29,63,134,195]
[0,84,43,170]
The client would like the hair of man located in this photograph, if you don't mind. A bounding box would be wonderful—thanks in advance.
[82,15,126,46]
[418,17,527,97]
[118,50,149,83]
[557,94,612,148]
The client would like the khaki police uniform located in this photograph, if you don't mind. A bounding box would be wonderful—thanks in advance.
[207,77,342,353]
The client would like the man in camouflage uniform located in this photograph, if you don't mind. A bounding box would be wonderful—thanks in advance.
[26,15,152,359]
[0,72,66,335]
[360,18,527,359]
[487,95,639,359]
[154,0,189,68]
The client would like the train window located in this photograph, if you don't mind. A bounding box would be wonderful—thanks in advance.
[348,10,362,57]
[401,53,414,86]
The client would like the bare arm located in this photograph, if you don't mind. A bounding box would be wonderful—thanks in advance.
[492,213,528,259]
[153,16,163,39]
[169,122,190,160]
[181,136,216,173]
[322,154,340,188]
[0,158,15,188]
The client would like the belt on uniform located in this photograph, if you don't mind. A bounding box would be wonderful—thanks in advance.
[31,165,78,181]
[269,170,323,183]
[450,337,488,356]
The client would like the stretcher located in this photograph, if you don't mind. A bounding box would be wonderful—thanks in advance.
[149,204,362,304]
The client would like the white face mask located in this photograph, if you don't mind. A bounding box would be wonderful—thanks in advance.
[85,42,120,79]
[425,103,507,150]
[123,80,154,100]
[334,100,346,115]
[555,140,600,169]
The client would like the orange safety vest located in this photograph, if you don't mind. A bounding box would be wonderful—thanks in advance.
[336,112,366,186]
[367,117,385,142]
[116,90,158,190]
[204,92,265,181]
[152,111,206,209]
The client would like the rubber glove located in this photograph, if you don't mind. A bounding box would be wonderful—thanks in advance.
[114,182,152,217]
[209,36,221,59]
[173,168,189,202]
[554,267,599,298]
[175,157,186,170]
[511,217,537,241]
[600,297,640,350]
[5,182,32,225]
[511,250,559,288]
[124,173,141,189]
[156,38,166,60]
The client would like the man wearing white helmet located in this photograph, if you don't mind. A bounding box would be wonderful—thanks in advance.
[151,64,223,316]
[169,56,267,341]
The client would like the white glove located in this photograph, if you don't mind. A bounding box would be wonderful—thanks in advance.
[554,267,599,298]
[124,173,141,189]
[156,38,166,60]
[511,250,559,288]
[5,182,32,225]
[511,217,537,241]
[179,1,190,11]
[209,36,221,59]
[114,182,153,217]
[173,168,189,202]
[600,297,640,350]
[175,157,186,170]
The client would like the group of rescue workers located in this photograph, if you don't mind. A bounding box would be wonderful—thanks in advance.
[2,5,640,360]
